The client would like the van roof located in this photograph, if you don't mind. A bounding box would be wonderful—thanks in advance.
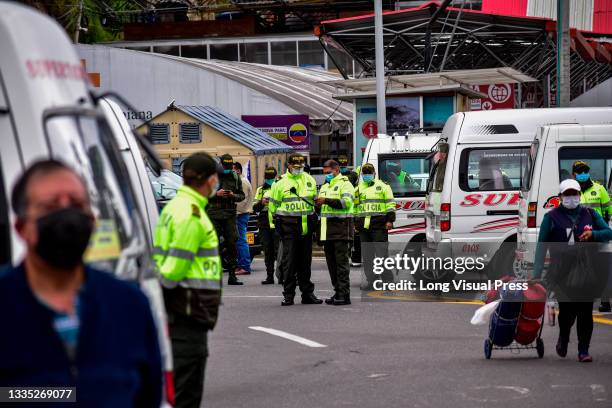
[452,108,612,144]
[539,123,612,143]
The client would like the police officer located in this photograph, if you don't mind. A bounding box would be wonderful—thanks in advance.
[338,154,359,187]
[253,167,279,285]
[269,153,322,306]
[316,159,355,305]
[208,153,245,285]
[573,160,612,312]
[153,152,223,408]
[354,163,396,290]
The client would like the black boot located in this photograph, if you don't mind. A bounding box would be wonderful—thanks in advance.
[333,295,351,306]
[301,293,323,304]
[228,270,243,285]
[261,277,275,285]
[324,294,336,305]
[281,295,294,306]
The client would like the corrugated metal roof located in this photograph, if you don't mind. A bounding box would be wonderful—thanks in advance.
[176,105,292,154]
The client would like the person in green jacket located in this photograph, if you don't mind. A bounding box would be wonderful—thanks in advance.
[153,152,223,408]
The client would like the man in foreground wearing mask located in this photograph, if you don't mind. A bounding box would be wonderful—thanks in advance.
[533,179,612,363]
[572,160,611,312]
[269,153,322,306]
[0,160,161,406]
[316,159,355,305]
[154,152,223,407]
[207,153,245,285]
[253,167,279,284]
[354,163,396,290]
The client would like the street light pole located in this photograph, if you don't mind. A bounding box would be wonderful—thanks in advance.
[374,0,387,135]
[556,0,570,107]
[74,0,84,43]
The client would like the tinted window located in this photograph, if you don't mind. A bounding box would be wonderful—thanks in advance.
[378,154,431,197]
[558,147,612,188]
[459,147,529,192]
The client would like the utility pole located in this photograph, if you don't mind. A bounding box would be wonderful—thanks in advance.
[374,0,387,135]
[557,0,570,107]
[74,0,84,43]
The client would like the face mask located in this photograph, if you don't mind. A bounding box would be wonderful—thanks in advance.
[575,172,590,183]
[223,169,232,174]
[290,168,303,176]
[265,178,274,186]
[340,167,348,173]
[325,173,335,183]
[362,174,374,183]
[562,195,581,209]
[35,207,93,269]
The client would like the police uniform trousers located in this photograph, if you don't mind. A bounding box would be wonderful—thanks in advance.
[360,228,392,286]
[169,314,208,408]
[211,215,238,274]
[281,231,315,297]
[324,240,351,298]
[260,227,279,280]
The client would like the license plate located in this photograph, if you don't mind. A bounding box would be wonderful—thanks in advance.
[247,232,255,245]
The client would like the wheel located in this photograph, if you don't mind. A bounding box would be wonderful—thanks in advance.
[484,339,492,359]
[536,338,544,359]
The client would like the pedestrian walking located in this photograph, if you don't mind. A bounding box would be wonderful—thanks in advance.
[572,160,612,312]
[354,163,396,290]
[253,167,280,284]
[208,153,245,285]
[269,153,322,306]
[316,159,355,306]
[0,160,162,407]
[234,161,254,276]
[154,153,223,407]
[533,179,612,362]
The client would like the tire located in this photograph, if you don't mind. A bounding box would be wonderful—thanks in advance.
[484,339,492,360]
[407,237,457,284]
[536,338,544,359]
[487,240,517,280]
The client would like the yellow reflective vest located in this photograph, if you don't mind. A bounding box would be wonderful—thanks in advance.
[269,171,317,235]
[580,181,611,220]
[355,179,395,229]
[318,174,354,241]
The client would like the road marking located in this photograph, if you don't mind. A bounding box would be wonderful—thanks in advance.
[593,313,612,326]
[590,384,607,402]
[368,373,389,379]
[249,326,327,348]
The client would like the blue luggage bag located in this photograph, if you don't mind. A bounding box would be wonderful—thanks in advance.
[488,288,523,347]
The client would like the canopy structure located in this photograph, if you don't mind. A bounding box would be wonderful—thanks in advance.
[324,67,537,100]
[318,1,612,106]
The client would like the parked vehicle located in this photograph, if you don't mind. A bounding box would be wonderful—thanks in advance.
[361,133,441,249]
[0,5,173,405]
[516,123,612,274]
[423,108,612,282]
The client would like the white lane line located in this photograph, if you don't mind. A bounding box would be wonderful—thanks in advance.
[249,326,327,348]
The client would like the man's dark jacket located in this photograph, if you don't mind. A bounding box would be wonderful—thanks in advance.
[0,263,162,407]
[207,171,245,219]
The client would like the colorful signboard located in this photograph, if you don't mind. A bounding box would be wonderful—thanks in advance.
[469,84,515,111]
[242,115,310,151]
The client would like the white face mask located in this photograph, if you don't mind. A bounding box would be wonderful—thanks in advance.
[562,195,580,209]
[290,168,303,176]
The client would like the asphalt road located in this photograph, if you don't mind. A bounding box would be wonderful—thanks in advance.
[203,258,612,408]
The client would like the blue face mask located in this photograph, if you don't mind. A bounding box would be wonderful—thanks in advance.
[340,167,348,173]
[223,169,232,174]
[265,178,274,186]
[325,173,335,183]
[576,172,590,183]
[362,174,374,183]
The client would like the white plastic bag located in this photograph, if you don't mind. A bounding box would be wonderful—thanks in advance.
[470,300,500,325]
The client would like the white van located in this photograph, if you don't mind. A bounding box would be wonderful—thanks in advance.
[516,124,612,272]
[0,4,172,405]
[362,133,440,247]
[423,108,612,282]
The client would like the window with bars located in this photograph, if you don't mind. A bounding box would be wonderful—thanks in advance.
[179,123,201,144]
[150,123,170,144]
